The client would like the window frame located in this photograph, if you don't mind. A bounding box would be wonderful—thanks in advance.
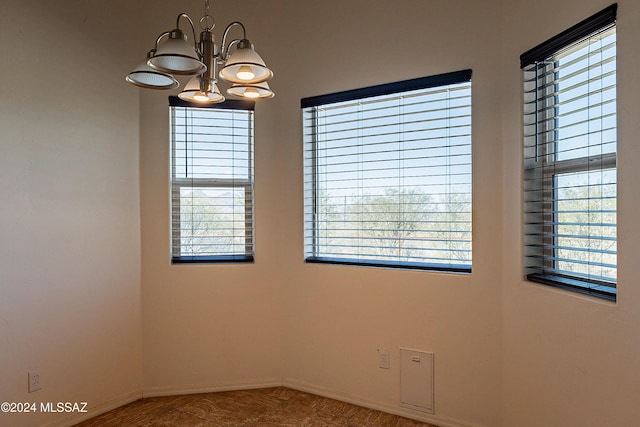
[521,4,617,300]
[169,97,256,264]
[301,69,473,273]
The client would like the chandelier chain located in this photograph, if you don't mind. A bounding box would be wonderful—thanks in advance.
[201,0,215,30]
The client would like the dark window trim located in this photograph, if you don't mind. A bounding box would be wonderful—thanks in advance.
[520,3,617,68]
[527,273,616,302]
[169,96,255,111]
[300,69,472,108]
[306,257,472,274]
[172,255,254,264]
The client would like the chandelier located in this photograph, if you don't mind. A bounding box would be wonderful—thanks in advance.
[126,0,274,103]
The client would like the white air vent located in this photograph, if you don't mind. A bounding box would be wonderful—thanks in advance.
[400,348,434,413]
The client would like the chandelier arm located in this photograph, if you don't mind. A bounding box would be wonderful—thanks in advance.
[153,31,171,50]
[176,13,201,55]
[220,21,247,60]
[220,39,242,62]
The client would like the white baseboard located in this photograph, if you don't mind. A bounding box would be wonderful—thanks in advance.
[44,388,142,427]
[282,378,478,427]
[142,377,284,398]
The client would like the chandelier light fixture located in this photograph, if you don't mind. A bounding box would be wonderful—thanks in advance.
[126,0,274,103]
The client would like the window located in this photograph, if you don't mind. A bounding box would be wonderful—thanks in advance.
[170,97,254,263]
[521,4,617,300]
[302,70,472,272]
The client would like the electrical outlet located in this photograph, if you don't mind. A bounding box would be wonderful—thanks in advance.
[378,349,390,369]
[28,370,42,393]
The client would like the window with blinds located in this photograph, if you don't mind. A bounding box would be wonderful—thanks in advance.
[302,70,472,272]
[170,97,254,263]
[521,4,617,300]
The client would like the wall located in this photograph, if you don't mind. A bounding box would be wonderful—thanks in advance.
[501,1,640,426]
[140,1,503,426]
[0,1,143,426]
[275,2,503,426]
[139,2,288,395]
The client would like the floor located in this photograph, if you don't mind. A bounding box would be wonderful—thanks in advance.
[74,386,436,426]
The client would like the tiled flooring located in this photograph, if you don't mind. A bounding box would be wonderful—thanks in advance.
[74,387,436,426]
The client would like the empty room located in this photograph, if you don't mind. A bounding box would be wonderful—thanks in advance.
[1,0,639,426]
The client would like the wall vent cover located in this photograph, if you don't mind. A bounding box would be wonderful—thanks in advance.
[400,348,434,413]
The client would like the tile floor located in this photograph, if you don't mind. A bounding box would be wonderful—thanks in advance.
[73,386,436,426]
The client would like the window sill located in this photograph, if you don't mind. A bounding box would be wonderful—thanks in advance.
[305,256,471,274]
[172,255,254,264]
[526,273,616,302]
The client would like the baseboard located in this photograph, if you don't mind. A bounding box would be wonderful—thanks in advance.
[44,378,480,427]
[142,377,284,398]
[282,378,478,427]
[43,388,142,427]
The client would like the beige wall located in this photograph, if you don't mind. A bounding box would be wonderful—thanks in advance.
[138,2,289,397]
[0,1,143,426]
[501,1,640,426]
[272,2,504,426]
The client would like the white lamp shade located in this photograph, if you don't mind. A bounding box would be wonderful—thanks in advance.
[148,32,206,75]
[178,77,225,103]
[227,81,274,99]
[126,59,179,89]
[219,40,273,84]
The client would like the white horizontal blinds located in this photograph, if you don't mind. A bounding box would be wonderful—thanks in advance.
[523,21,616,295]
[170,104,254,261]
[303,76,472,271]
